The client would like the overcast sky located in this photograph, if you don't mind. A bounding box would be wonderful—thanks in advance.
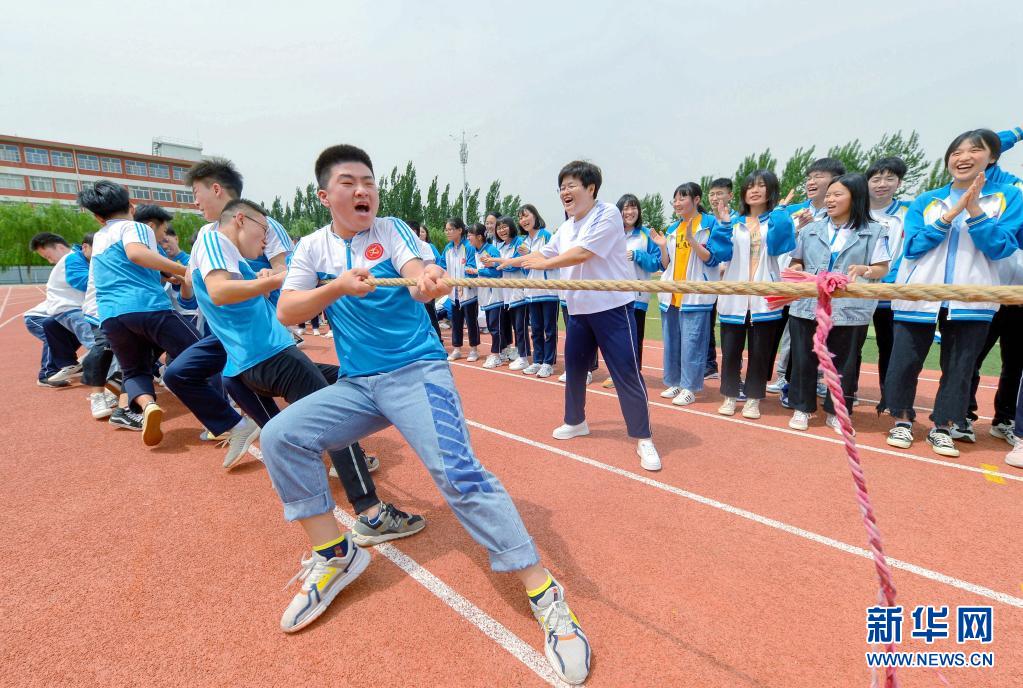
[3,1,1021,223]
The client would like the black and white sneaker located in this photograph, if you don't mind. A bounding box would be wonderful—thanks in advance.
[37,378,70,389]
[949,420,976,444]
[886,424,913,449]
[927,428,960,457]
[109,407,143,431]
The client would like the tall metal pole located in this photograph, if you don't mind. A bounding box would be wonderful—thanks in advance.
[458,131,469,224]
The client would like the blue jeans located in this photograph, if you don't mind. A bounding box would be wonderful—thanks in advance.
[260,359,540,573]
[24,315,56,380]
[163,333,245,436]
[661,307,712,392]
[53,309,95,350]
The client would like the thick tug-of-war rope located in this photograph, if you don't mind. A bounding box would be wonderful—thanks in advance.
[363,276,1023,303]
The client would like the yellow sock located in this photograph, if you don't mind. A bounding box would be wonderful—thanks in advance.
[314,534,348,559]
[526,574,554,600]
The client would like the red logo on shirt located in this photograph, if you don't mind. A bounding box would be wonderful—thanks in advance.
[364,243,384,260]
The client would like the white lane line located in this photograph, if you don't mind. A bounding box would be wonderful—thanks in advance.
[0,287,11,321]
[451,362,1023,484]
[465,419,1023,609]
[333,509,567,687]
[0,306,34,330]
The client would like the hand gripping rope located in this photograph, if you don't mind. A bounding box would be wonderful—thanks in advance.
[362,275,1023,687]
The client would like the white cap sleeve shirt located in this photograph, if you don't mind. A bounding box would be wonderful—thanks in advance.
[43,252,86,315]
[543,201,634,315]
[91,220,171,322]
[281,217,446,377]
[189,228,294,376]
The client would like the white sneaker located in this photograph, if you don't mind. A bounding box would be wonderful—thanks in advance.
[447,349,463,361]
[89,391,117,419]
[224,418,260,470]
[280,545,370,633]
[741,398,761,419]
[483,354,502,368]
[825,413,854,436]
[523,363,541,375]
[552,421,589,440]
[671,389,696,406]
[660,386,682,399]
[324,330,334,339]
[48,363,83,383]
[586,372,593,385]
[990,421,1018,447]
[466,348,480,362]
[637,439,661,471]
[558,372,567,382]
[529,573,591,685]
[537,364,553,378]
[926,428,959,457]
[789,410,811,431]
[886,424,913,449]
[1006,442,1023,468]
[509,357,529,371]
[718,397,736,416]
[439,321,451,330]
[766,374,787,394]
[312,328,321,336]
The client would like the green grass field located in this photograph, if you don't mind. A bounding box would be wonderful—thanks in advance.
[560,297,1002,376]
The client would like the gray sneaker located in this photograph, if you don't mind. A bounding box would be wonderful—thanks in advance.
[280,545,370,633]
[350,502,426,546]
[223,418,260,469]
[530,573,591,685]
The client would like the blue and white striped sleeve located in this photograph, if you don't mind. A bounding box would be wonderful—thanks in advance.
[388,217,424,271]
[197,230,240,277]
[263,216,294,261]
[122,222,158,250]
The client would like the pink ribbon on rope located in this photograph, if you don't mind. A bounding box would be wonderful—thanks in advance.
[773,270,902,688]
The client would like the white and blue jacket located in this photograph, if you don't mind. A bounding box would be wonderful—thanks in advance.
[626,226,661,311]
[520,229,559,303]
[439,239,477,305]
[657,214,731,313]
[496,237,527,308]
[872,199,911,309]
[713,208,797,324]
[892,180,1022,323]
[990,128,1023,187]
[472,243,504,311]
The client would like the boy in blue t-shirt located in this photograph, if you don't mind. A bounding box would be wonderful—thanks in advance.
[191,197,425,541]
[259,145,590,685]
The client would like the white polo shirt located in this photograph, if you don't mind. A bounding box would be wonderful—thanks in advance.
[542,201,634,315]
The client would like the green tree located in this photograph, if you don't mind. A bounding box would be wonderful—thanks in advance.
[170,212,207,251]
[865,130,929,194]
[826,139,868,174]
[439,183,452,221]
[269,196,285,223]
[919,158,952,192]
[778,146,816,201]
[466,188,481,224]
[639,193,667,231]
[424,176,441,230]
[500,194,521,217]
[733,149,778,196]
[484,180,501,216]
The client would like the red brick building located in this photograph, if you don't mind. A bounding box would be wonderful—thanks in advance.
[0,134,203,214]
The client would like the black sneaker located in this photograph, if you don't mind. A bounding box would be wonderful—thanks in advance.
[949,421,976,444]
[350,502,426,546]
[926,428,960,458]
[109,407,143,431]
[37,378,70,388]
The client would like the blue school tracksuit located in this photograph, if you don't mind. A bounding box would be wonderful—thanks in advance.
[438,240,481,349]
[474,243,505,353]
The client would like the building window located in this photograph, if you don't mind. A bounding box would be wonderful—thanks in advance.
[149,163,170,179]
[129,186,151,200]
[50,150,73,168]
[29,176,54,192]
[151,188,172,202]
[80,181,95,192]
[100,157,122,174]
[0,144,20,163]
[175,190,195,204]
[125,160,148,176]
[0,173,25,190]
[55,179,79,194]
[173,166,187,181]
[24,147,50,165]
[77,153,100,171]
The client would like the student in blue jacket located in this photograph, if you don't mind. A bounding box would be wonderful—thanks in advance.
[466,224,506,367]
[883,129,1023,458]
[439,217,480,362]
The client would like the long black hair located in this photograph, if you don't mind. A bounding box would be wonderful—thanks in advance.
[616,193,643,229]
[516,203,546,230]
[738,169,781,217]
[672,182,706,215]
[829,173,871,229]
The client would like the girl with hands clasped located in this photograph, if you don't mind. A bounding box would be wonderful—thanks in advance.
[785,173,889,435]
[883,129,1023,459]
[651,183,731,407]
[438,217,481,363]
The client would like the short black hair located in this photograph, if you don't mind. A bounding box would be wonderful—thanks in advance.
[315,144,374,189]
[82,232,95,247]
[709,177,734,192]
[484,211,500,221]
[445,217,466,238]
[221,198,268,221]
[184,157,243,197]
[557,160,602,197]
[496,216,519,241]
[672,182,706,213]
[616,193,643,229]
[406,219,422,232]
[829,174,872,230]
[134,204,173,225]
[29,232,69,251]
[738,169,781,216]
[865,156,908,181]
[944,129,1001,169]
[516,204,546,230]
[163,227,177,237]
[807,157,847,178]
[78,180,130,219]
